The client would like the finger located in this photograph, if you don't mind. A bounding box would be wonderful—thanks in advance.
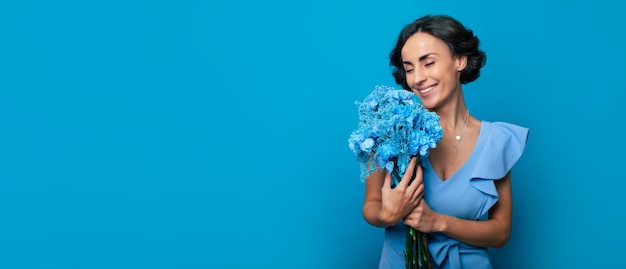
[407,165,423,192]
[412,183,424,202]
[412,165,424,186]
[383,172,392,189]
[417,198,427,208]
[399,157,418,188]
[409,156,420,184]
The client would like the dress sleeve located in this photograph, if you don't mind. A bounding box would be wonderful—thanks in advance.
[469,122,529,216]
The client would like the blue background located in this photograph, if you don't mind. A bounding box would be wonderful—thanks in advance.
[1,0,624,268]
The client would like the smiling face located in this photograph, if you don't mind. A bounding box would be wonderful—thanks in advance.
[401,32,467,111]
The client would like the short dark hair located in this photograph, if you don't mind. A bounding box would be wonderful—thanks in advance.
[389,15,487,91]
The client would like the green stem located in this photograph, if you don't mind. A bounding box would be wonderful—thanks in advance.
[401,158,431,269]
[406,227,431,269]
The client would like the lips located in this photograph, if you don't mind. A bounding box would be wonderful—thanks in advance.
[419,84,437,94]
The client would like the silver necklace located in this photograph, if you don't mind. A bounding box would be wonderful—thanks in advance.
[443,110,469,155]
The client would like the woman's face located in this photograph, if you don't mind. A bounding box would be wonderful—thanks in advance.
[401,32,466,110]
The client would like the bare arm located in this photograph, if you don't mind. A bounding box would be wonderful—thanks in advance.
[362,170,392,227]
[405,171,513,248]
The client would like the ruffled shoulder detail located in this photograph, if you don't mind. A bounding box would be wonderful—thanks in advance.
[470,121,529,216]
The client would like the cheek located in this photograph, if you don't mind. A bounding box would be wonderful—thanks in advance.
[448,62,461,75]
[431,66,447,77]
[433,66,457,83]
[405,74,413,85]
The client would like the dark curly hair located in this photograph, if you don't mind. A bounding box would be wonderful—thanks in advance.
[389,15,486,91]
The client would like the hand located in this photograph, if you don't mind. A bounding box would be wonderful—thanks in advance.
[379,157,424,225]
[403,199,440,233]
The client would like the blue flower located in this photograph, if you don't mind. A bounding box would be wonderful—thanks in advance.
[370,124,386,138]
[348,130,365,154]
[391,90,414,105]
[360,137,375,152]
[363,94,379,110]
[376,142,399,173]
[392,104,410,117]
[348,85,443,182]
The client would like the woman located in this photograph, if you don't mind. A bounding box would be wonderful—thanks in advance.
[362,15,529,269]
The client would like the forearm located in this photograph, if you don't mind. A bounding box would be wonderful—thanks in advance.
[435,214,510,248]
[363,201,400,228]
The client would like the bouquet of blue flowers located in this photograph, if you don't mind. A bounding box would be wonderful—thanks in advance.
[348,85,443,269]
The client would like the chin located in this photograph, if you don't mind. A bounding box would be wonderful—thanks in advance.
[423,105,436,112]
[419,99,436,111]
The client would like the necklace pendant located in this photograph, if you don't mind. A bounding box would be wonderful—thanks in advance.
[455,135,461,141]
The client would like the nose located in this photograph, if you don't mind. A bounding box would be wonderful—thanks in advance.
[411,68,427,87]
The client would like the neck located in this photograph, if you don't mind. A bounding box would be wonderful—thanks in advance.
[433,86,467,130]
[437,105,469,133]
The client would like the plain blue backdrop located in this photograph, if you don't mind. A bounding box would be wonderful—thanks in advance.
[1,0,624,268]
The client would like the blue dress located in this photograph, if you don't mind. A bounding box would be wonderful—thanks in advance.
[378,121,529,269]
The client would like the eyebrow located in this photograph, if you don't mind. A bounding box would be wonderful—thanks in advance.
[402,53,437,65]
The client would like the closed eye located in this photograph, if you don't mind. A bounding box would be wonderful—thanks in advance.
[402,62,414,73]
[425,61,435,67]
